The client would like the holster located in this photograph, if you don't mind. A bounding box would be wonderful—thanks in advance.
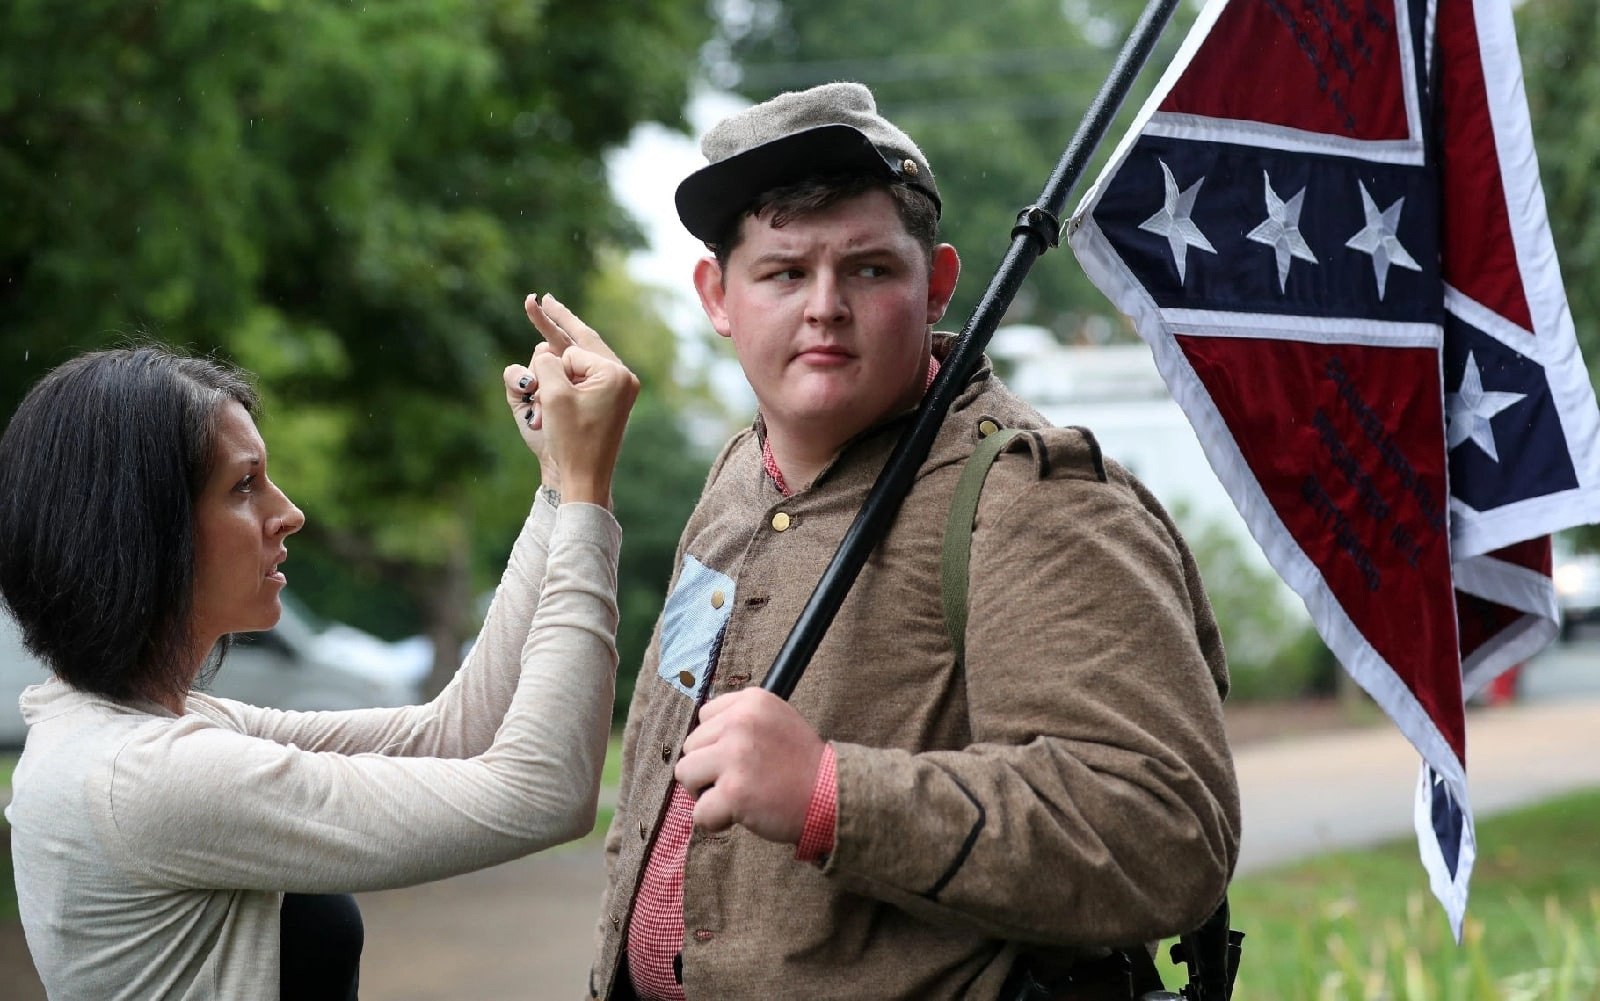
[1000,951,1152,1001]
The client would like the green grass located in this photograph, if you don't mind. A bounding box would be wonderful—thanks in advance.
[0,752,14,922]
[0,843,12,922]
[1,752,18,920]
[1185,788,1600,999]
[600,733,624,790]
[586,734,626,842]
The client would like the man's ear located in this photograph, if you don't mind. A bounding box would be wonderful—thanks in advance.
[926,243,961,325]
[694,257,733,339]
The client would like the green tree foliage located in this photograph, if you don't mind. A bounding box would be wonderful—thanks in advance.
[1174,504,1337,701]
[0,0,715,692]
[536,253,710,715]
[1516,0,1600,549]
[707,0,1194,342]
[608,392,708,714]
[1519,0,1600,384]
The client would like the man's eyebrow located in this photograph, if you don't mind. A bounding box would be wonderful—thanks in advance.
[745,244,902,268]
[746,250,803,266]
[837,245,901,262]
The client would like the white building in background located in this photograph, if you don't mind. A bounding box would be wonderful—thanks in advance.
[989,325,1308,623]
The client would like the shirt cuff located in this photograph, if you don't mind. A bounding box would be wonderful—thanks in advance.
[794,743,838,865]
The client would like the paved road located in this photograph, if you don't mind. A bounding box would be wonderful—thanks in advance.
[1236,636,1600,873]
[1235,689,1600,872]
[4,647,1598,1000]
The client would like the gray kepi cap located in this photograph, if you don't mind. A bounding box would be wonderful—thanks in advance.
[674,82,941,245]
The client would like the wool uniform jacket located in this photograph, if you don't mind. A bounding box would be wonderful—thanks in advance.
[591,347,1241,1000]
[8,498,620,1001]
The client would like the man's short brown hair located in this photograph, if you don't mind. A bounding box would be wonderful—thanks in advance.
[711,177,940,272]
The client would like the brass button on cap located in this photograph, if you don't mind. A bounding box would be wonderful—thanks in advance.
[677,669,696,687]
[710,589,725,609]
[771,512,791,532]
[977,419,1001,438]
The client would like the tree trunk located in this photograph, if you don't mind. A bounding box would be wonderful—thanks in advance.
[420,544,473,700]
[1334,660,1368,713]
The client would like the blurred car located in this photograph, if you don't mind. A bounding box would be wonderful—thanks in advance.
[1553,543,1600,642]
[1,594,424,748]
[277,591,433,694]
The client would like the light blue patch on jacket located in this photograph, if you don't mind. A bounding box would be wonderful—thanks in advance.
[658,555,735,699]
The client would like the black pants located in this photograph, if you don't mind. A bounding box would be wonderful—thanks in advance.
[280,892,363,1001]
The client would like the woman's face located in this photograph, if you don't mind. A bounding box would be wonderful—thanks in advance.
[189,400,304,648]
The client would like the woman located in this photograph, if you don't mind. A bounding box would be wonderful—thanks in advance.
[0,295,637,1000]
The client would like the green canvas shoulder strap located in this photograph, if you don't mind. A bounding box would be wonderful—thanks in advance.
[939,426,1022,667]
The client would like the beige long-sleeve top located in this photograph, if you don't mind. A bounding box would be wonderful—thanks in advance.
[6,495,621,1001]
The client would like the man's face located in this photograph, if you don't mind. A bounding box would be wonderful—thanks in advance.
[695,188,959,451]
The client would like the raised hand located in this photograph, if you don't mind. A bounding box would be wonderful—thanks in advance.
[527,323,639,509]
[524,293,625,365]
[502,293,632,494]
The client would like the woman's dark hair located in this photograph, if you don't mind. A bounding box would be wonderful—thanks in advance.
[0,345,258,704]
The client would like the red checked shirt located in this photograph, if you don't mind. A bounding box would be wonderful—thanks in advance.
[625,357,939,1000]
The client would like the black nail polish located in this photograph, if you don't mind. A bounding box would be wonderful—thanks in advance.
[521,393,534,404]
[524,407,535,422]
[517,376,531,389]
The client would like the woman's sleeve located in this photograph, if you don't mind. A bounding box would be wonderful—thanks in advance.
[98,502,620,894]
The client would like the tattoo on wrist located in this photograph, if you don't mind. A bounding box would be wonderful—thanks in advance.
[538,484,561,507]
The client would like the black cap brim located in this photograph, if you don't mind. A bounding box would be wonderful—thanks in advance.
[674,124,901,245]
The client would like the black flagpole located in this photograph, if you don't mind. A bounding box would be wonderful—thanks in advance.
[762,0,1183,700]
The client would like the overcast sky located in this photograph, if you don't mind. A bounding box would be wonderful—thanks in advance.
[605,86,755,410]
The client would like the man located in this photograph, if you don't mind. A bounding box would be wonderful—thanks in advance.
[590,82,1239,1000]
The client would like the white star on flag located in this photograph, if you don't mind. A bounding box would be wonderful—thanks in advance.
[1246,171,1318,292]
[1446,351,1527,462]
[1345,180,1422,300]
[1139,160,1215,284]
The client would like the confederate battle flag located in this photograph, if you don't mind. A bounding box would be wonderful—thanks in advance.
[1068,0,1600,933]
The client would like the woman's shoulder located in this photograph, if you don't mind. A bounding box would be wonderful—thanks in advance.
[17,681,175,750]
[15,688,244,810]
[10,687,186,837]
[181,690,254,731]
